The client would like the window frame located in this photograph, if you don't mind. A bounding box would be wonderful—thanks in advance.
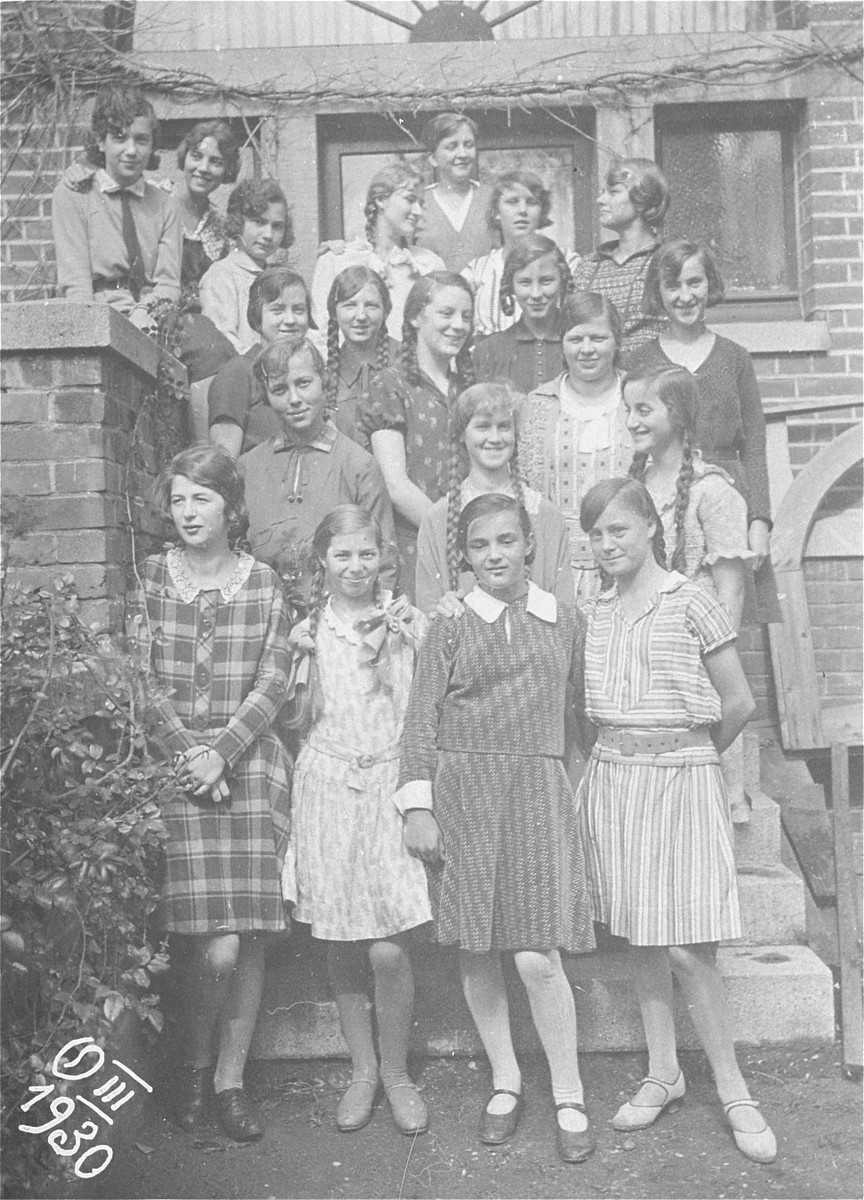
[655,100,803,321]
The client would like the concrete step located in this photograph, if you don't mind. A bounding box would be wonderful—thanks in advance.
[737,862,807,944]
[734,788,782,868]
[252,939,835,1059]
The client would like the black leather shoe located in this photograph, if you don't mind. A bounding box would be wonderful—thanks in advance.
[479,1090,523,1145]
[555,1102,595,1163]
[213,1087,264,1142]
[173,1065,213,1131]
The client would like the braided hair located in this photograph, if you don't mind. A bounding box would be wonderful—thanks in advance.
[324,266,392,411]
[287,505,385,732]
[499,234,572,320]
[580,477,667,570]
[444,382,526,590]
[400,272,475,389]
[625,367,700,574]
[363,161,424,245]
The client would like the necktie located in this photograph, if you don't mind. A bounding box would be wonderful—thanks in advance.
[118,190,146,301]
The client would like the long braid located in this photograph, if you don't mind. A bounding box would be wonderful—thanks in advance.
[670,432,694,574]
[286,559,327,733]
[374,324,391,375]
[629,451,648,480]
[325,315,341,411]
[652,521,668,569]
[445,436,466,591]
[401,321,420,388]
[454,342,475,390]
[510,441,527,512]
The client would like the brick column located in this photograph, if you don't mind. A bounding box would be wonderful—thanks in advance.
[1,301,186,629]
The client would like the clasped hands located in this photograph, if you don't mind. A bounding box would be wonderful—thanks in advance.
[173,746,229,804]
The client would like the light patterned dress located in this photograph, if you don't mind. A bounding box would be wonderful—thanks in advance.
[282,596,431,941]
[520,371,631,603]
[577,572,743,946]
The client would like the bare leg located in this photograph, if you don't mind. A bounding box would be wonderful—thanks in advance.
[327,942,378,1082]
[460,949,521,1113]
[213,935,265,1093]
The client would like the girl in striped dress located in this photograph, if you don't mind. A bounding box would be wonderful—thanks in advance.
[577,477,776,1165]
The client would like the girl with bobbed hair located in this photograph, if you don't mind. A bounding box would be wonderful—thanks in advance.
[415,381,572,611]
[208,267,312,457]
[130,443,292,1144]
[520,291,632,601]
[627,238,778,621]
[52,83,180,327]
[312,161,444,340]
[200,178,291,354]
[571,157,671,358]
[324,266,399,444]
[473,234,574,394]
[359,272,475,600]
[576,475,776,1166]
[463,169,575,338]
[414,112,496,272]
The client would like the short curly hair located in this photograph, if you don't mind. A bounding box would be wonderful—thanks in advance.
[487,170,552,238]
[84,84,160,171]
[605,158,670,230]
[642,238,725,317]
[153,444,248,547]
[176,120,241,185]
[225,178,292,248]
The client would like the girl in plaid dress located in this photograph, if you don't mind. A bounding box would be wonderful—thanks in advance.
[132,445,292,1143]
[577,477,776,1164]
[282,506,431,1137]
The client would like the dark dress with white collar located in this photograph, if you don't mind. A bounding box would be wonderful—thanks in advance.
[399,586,595,954]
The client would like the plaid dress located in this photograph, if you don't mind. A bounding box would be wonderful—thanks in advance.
[131,550,292,934]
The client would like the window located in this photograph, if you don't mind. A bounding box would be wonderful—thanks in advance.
[656,101,802,318]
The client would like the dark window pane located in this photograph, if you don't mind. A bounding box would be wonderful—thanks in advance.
[663,128,791,294]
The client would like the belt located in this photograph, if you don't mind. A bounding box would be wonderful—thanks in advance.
[307,735,401,791]
[93,276,131,292]
[595,727,713,756]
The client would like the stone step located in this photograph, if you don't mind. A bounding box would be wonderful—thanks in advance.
[737,862,807,944]
[252,939,834,1059]
[734,787,782,868]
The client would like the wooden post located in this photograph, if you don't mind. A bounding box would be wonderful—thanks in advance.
[831,743,863,1075]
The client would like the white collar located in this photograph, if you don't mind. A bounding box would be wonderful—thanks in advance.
[97,169,147,197]
[464,580,557,625]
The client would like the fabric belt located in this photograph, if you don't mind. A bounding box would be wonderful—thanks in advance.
[595,727,713,756]
[93,276,132,292]
[307,735,401,792]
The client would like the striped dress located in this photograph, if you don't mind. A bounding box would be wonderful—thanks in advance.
[130,550,292,935]
[577,572,742,946]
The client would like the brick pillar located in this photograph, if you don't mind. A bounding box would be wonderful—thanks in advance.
[1,300,186,629]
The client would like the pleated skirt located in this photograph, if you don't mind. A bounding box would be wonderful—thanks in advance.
[577,744,742,946]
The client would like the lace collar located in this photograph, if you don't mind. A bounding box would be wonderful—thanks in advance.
[165,546,255,602]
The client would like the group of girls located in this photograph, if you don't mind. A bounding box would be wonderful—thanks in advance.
[60,84,779,1169]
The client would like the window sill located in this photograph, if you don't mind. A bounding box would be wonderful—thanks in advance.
[706,320,830,355]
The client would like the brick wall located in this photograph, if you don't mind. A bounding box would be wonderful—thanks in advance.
[0,302,186,629]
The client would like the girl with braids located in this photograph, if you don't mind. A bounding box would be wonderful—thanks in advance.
[359,272,475,602]
[462,170,578,338]
[241,338,397,608]
[415,381,572,612]
[283,506,431,1136]
[571,157,670,359]
[208,267,313,457]
[577,478,776,1166]
[625,367,754,823]
[400,494,596,1164]
[520,291,631,602]
[473,234,573,395]
[323,266,400,445]
[200,178,291,354]
[311,162,445,340]
[627,238,779,621]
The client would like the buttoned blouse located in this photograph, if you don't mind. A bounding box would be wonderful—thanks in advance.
[583,573,736,730]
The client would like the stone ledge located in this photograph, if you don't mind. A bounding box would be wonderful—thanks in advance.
[0,300,183,384]
[708,320,831,355]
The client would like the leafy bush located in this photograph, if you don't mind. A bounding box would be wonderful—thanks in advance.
[0,575,180,1195]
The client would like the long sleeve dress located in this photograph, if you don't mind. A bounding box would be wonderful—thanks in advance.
[397,583,595,955]
[282,595,431,941]
[130,549,292,934]
[519,371,632,602]
[415,482,574,612]
[577,572,743,947]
